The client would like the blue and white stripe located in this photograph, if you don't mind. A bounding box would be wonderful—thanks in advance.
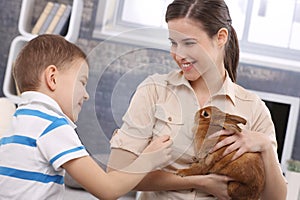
[0,92,89,199]
[0,109,68,185]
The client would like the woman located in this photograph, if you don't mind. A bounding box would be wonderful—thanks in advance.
[108,0,287,199]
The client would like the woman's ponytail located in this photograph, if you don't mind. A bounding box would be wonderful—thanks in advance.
[224,25,239,82]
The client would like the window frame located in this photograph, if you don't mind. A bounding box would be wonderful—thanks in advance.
[93,0,170,49]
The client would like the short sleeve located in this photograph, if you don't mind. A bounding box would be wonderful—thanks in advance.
[110,77,160,155]
[37,122,89,170]
[110,129,151,156]
[250,97,286,175]
[251,98,278,151]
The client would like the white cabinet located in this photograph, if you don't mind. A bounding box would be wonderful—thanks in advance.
[3,36,31,104]
[3,0,84,103]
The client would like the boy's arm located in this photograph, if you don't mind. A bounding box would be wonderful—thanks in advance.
[107,148,196,191]
[63,156,145,200]
[62,135,172,200]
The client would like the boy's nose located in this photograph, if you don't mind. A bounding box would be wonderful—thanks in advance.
[84,90,90,101]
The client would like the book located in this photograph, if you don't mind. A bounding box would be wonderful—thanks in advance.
[31,2,54,34]
[38,3,60,34]
[53,5,72,35]
[45,4,67,34]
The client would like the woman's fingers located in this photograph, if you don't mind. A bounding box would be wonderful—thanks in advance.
[208,129,234,139]
[210,132,238,153]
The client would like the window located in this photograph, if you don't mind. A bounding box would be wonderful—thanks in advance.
[120,0,171,28]
[93,0,172,48]
[93,0,300,71]
[250,90,300,174]
[247,1,299,50]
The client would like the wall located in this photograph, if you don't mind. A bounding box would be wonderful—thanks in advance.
[0,0,299,164]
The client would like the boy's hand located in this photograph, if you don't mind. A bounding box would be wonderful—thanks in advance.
[123,135,172,173]
[143,135,172,153]
[141,135,173,170]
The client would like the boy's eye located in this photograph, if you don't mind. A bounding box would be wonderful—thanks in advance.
[81,81,87,86]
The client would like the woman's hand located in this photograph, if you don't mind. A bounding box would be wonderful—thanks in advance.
[189,174,233,200]
[209,129,272,160]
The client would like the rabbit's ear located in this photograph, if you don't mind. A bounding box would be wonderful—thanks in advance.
[226,114,247,125]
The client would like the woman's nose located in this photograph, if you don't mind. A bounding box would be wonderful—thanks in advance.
[172,46,187,61]
[175,53,186,61]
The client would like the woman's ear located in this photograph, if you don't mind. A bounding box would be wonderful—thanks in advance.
[217,27,228,47]
[44,65,58,91]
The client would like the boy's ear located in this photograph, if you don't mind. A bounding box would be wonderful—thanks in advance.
[217,27,228,47]
[44,65,58,91]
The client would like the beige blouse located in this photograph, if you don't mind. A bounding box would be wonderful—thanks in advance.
[110,70,281,200]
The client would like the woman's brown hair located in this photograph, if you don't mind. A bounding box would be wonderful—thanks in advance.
[165,0,239,82]
[13,34,86,93]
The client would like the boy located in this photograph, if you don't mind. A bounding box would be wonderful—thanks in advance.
[0,34,172,199]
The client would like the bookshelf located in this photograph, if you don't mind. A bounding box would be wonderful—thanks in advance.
[19,0,83,42]
[3,0,84,103]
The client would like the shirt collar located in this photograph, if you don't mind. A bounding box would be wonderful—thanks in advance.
[214,71,236,105]
[166,70,236,105]
[19,91,76,129]
[166,70,191,87]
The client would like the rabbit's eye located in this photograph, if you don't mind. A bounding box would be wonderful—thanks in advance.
[202,110,210,118]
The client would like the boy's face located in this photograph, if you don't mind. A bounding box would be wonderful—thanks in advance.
[56,58,89,122]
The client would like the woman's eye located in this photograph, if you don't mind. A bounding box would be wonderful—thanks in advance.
[170,41,177,46]
[185,42,196,46]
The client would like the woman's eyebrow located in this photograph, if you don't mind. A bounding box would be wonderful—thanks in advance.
[168,37,197,41]
[182,38,197,42]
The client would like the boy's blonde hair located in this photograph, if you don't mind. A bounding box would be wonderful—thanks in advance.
[13,34,87,93]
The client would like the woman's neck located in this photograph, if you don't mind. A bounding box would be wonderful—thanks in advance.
[190,68,226,107]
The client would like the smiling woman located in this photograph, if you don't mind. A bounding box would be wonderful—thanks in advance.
[106,1,287,199]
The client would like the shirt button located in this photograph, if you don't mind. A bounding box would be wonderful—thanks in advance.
[119,139,123,147]
[168,116,172,122]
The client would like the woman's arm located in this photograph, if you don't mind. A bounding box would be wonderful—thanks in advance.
[107,148,233,200]
[62,135,172,200]
[252,131,287,200]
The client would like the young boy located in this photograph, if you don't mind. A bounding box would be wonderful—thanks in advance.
[0,34,172,200]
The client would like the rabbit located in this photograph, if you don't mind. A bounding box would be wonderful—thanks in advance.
[177,106,265,200]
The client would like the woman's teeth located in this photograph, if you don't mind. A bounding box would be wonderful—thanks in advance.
[182,63,191,68]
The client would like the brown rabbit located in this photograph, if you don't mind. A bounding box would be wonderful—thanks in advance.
[177,106,265,200]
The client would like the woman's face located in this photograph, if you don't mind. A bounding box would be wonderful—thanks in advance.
[167,18,225,82]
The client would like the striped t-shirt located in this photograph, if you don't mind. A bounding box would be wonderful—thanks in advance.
[0,91,89,199]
